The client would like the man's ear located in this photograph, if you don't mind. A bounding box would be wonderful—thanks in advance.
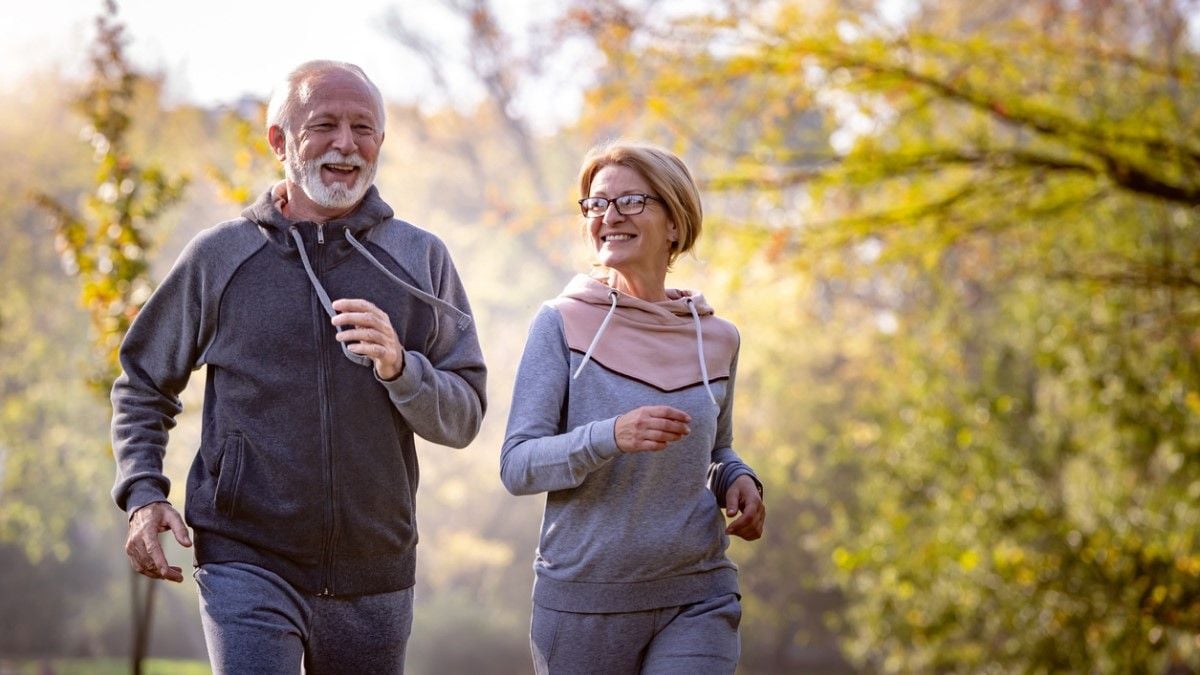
[267,125,287,161]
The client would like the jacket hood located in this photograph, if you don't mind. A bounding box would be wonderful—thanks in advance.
[558,273,717,320]
[242,181,395,246]
[550,274,738,394]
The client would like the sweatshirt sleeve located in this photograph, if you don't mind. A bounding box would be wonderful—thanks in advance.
[379,239,487,449]
[707,345,764,500]
[500,305,622,496]
[110,235,213,513]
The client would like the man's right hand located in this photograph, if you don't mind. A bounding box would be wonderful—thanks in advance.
[125,502,192,583]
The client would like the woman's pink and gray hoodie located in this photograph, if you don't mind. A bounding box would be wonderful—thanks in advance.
[501,274,761,613]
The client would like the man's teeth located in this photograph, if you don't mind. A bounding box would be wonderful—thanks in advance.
[325,164,358,172]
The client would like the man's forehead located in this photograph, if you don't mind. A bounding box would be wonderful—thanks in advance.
[295,71,380,116]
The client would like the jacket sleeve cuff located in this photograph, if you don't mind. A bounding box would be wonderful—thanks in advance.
[378,350,423,402]
[123,478,171,518]
[128,500,173,522]
[588,417,622,461]
[707,461,764,500]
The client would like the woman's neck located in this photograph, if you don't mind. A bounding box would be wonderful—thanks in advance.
[607,270,668,302]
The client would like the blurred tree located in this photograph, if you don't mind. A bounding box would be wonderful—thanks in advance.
[566,0,1200,671]
[382,0,583,275]
[33,0,186,390]
[31,2,187,673]
[205,100,279,207]
[0,75,108,566]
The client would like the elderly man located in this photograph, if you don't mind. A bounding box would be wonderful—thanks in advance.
[111,60,487,673]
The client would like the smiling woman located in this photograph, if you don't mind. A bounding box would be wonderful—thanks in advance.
[500,140,766,675]
[576,143,704,301]
[584,165,679,301]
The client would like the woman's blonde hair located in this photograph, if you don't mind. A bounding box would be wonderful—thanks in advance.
[577,141,702,266]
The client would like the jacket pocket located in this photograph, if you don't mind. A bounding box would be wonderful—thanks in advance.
[213,433,245,517]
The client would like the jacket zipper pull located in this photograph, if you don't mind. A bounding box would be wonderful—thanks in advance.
[317,223,325,245]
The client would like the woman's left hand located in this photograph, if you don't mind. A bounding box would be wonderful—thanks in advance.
[724,474,765,541]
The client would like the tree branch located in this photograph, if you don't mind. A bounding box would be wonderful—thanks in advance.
[780,42,1200,205]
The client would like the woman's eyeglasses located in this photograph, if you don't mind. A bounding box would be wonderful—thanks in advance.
[578,193,661,217]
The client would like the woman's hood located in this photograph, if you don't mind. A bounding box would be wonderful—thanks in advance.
[550,274,739,393]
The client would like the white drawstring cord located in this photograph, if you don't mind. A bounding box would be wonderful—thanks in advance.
[289,226,373,367]
[572,290,619,379]
[686,297,717,406]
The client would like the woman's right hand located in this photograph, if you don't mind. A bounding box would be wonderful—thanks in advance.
[614,405,691,453]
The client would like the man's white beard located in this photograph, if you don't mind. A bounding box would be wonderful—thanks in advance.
[284,137,377,210]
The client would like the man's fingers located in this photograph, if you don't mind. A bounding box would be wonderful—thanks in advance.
[125,503,191,582]
[331,298,377,314]
[165,510,192,548]
[134,564,182,582]
[330,300,393,330]
[142,532,169,575]
[128,547,159,578]
[126,534,154,571]
[335,325,378,342]
[332,312,380,331]
[725,489,741,517]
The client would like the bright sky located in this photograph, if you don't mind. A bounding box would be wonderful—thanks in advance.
[1,0,581,127]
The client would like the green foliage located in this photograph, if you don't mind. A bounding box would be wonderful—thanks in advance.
[0,74,112,563]
[572,0,1200,671]
[204,103,279,206]
[6,1,1198,671]
[32,0,186,392]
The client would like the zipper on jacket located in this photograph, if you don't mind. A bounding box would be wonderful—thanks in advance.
[312,229,338,595]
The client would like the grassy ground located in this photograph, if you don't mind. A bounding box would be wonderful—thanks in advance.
[0,659,210,675]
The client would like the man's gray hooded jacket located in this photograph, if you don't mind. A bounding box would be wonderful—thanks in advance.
[111,184,487,596]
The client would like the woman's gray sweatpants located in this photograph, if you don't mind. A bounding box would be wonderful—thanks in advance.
[530,593,741,674]
[195,561,413,675]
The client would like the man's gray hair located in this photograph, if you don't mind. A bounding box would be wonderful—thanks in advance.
[265,60,386,133]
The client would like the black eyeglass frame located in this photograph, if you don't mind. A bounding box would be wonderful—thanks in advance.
[577,193,662,217]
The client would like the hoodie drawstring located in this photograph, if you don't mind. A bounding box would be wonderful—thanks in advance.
[343,229,473,331]
[289,226,473,369]
[572,290,619,380]
[570,290,719,408]
[685,297,718,406]
[290,227,373,367]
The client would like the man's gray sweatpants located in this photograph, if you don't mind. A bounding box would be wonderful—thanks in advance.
[530,592,741,674]
[196,561,413,675]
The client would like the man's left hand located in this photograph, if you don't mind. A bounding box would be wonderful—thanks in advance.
[331,298,405,380]
[724,474,765,541]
